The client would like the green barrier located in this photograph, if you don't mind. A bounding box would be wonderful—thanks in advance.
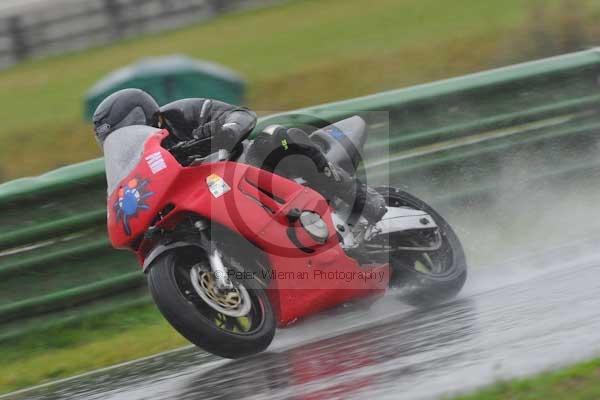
[0,159,105,206]
[376,117,600,176]
[0,209,106,251]
[0,272,144,324]
[2,48,600,334]
[0,239,110,279]
[365,94,600,152]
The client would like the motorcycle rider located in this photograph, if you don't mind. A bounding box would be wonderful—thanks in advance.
[92,88,387,224]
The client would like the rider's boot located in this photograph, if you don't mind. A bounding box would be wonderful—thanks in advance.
[322,163,387,224]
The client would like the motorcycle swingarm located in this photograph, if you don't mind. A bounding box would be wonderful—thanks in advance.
[365,206,441,251]
[374,206,437,234]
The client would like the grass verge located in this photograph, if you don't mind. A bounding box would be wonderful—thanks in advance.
[454,359,600,400]
[0,303,185,394]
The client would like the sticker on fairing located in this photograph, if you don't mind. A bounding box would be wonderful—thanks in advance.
[145,152,167,174]
[206,174,231,198]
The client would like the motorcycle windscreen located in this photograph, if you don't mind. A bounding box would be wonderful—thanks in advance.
[103,125,160,195]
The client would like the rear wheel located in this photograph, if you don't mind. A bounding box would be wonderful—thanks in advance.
[376,187,467,306]
[147,250,276,358]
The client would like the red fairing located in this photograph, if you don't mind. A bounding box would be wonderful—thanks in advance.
[107,130,389,326]
[107,130,179,248]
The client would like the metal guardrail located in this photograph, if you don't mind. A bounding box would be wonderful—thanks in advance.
[0,0,284,69]
[1,48,600,340]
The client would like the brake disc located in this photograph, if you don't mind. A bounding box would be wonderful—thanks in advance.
[189,264,252,317]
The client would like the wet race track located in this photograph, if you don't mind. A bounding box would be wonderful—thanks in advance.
[3,237,600,400]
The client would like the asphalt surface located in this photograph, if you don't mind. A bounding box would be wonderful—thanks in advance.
[3,236,600,400]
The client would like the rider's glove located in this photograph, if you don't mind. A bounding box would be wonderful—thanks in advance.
[192,120,222,140]
[191,121,245,153]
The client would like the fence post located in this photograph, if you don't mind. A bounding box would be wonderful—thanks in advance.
[207,0,228,14]
[103,0,123,39]
[159,0,175,11]
[8,15,28,62]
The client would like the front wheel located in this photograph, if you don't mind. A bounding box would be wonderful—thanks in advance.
[147,250,276,359]
[376,187,468,307]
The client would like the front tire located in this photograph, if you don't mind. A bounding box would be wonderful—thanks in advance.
[147,251,276,359]
[377,187,467,307]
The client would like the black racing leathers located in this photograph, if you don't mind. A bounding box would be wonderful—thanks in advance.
[160,98,257,152]
[246,126,387,224]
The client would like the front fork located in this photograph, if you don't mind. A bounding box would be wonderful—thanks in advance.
[194,220,234,290]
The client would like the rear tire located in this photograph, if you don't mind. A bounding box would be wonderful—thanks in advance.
[147,251,276,359]
[376,187,467,307]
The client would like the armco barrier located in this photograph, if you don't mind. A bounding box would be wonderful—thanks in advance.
[2,49,600,340]
[0,0,286,69]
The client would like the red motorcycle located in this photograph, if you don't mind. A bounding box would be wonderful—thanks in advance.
[103,116,467,358]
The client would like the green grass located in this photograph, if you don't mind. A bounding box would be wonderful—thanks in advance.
[454,359,600,400]
[0,303,186,394]
[0,0,587,180]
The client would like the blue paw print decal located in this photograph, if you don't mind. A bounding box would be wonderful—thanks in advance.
[114,178,154,236]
